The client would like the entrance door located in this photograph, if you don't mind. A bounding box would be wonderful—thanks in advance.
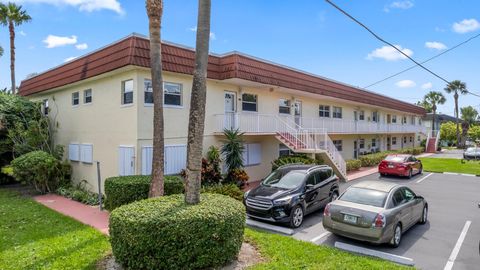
[294,101,302,127]
[119,146,135,176]
[224,92,236,129]
[353,140,358,159]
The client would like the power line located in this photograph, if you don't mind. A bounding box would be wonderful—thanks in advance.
[364,33,480,88]
[325,0,480,98]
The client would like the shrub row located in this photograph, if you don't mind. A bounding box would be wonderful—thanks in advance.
[201,183,244,201]
[358,147,425,168]
[271,154,323,171]
[104,175,184,211]
[346,159,362,171]
[110,193,245,270]
[56,184,104,206]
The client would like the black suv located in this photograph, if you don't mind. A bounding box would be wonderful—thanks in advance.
[244,164,339,228]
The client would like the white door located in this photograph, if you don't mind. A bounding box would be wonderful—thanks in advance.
[294,101,302,127]
[119,146,135,176]
[224,92,236,129]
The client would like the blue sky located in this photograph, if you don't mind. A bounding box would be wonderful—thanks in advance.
[1,0,479,115]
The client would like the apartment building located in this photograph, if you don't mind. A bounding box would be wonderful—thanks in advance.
[19,33,426,191]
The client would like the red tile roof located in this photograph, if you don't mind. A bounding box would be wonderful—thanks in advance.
[19,34,425,115]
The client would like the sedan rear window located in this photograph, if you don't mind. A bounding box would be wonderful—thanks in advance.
[385,155,407,162]
[339,187,388,208]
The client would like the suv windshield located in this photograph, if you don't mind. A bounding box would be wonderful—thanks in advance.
[262,171,305,189]
[339,187,388,207]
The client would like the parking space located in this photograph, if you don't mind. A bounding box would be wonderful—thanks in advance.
[249,172,480,269]
[429,149,464,159]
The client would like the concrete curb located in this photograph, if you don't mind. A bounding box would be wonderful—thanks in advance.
[335,241,415,266]
[425,171,480,177]
[246,218,294,235]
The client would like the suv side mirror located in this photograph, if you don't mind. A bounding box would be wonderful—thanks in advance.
[305,184,314,191]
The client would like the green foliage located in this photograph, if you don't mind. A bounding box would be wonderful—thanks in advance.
[56,180,104,206]
[201,183,244,201]
[225,168,249,187]
[358,147,424,167]
[271,154,323,171]
[104,175,184,211]
[10,151,70,193]
[110,194,246,270]
[440,121,461,145]
[415,100,432,113]
[468,125,480,142]
[346,159,362,171]
[181,157,222,185]
[461,106,478,125]
[221,129,245,171]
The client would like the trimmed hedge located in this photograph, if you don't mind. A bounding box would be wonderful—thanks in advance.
[201,183,244,201]
[271,154,323,171]
[358,147,425,167]
[104,175,183,211]
[110,193,246,270]
[346,159,362,171]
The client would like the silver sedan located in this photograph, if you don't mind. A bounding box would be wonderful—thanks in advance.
[323,181,428,247]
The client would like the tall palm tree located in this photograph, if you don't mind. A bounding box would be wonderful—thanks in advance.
[146,0,165,197]
[424,91,446,134]
[185,0,211,205]
[444,80,467,146]
[0,3,31,95]
[460,106,478,126]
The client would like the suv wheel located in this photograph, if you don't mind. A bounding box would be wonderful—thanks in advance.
[290,205,304,228]
[330,191,339,202]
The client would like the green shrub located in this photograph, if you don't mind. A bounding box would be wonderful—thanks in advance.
[271,154,323,171]
[225,168,249,187]
[201,184,244,201]
[10,151,70,193]
[358,152,390,167]
[56,181,104,206]
[110,193,245,270]
[104,175,184,211]
[346,159,362,171]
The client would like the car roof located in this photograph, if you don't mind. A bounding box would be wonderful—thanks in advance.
[277,164,317,172]
[350,181,399,193]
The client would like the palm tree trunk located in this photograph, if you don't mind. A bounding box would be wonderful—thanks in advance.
[454,92,460,147]
[9,21,16,94]
[146,0,165,197]
[185,0,211,205]
[432,109,436,135]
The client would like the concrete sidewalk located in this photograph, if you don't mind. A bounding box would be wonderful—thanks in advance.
[34,194,110,235]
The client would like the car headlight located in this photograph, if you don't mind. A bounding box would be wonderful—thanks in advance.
[273,195,295,206]
[243,190,250,199]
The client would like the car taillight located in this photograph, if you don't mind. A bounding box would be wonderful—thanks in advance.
[373,213,386,228]
[324,204,331,217]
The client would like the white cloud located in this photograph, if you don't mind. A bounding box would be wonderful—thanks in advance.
[16,0,124,15]
[75,43,88,50]
[43,34,77,48]
[452,18,480,34]
[425,41,447,50]
[396,80,416,88]
[384,1,414,12]
[189,26,216,40]
[421,82,433,89]
[366,45,413,61]
[19,31,27,36]
[64,56,78,62]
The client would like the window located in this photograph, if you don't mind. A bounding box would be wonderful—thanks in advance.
[392,137,397,145]
[242,93,257,112]
[319,105,330,118]
[402,188,415,202]
[359,139,365,149]
[402,116,407,124]
[84,89,92,104]
[403,136,407,144]
[122,80,134,105]
[243,143,261,166]
[411,116,415,125]
[279,99,290,114]
[392,190,406,207]
[43,99,49,115]
[371,138,376,148]
[68,143,80,161]
[279,144,292,157]
[391,115,397,123]
[409,136,413,143]
[419,118,422,125]
[72,92,79,106]
[144,79,153,104]
[333,106,342,118]
[417,135,421,142]
[333,140,342,151]
[164,82,182,106]
[80,144,93,163]
[359,110,365,120]
[372,111,378,122]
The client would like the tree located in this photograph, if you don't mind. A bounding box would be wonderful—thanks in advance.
[444,80,468,146]
[460,106,478,126]
[184,0,212,205]
[440,122,460,146]
[423,91,446,134]
[468,125,480,142]
[146,0,165,197]
[0,3,31,95]
[415,100,432,113]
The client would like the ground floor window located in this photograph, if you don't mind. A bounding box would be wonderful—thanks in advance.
[371,138,376,148]
[359,139,365,149]
[243,143,262,166]
[279,144,292,157]
[392,137,397,145]
[333,140,342,151]
[403,136,407,144]
[417,135,421,142]
[409,136,413,142]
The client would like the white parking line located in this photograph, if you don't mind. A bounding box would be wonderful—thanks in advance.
[416,173,433,184]
[246,218,294,235]
[335,242,415,266]
[444,220,471,270]
[310,231,331,243]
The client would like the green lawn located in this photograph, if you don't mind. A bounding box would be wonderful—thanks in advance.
[420,157,480,175]
[245,228,410,270]
[0,189,110,270]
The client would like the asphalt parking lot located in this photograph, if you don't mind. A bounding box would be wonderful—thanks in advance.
[250,172,480,269]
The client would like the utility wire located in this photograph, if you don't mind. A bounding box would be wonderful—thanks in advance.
[325,0,480,98]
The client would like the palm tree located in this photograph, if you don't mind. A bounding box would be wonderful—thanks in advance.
[460,106,478,126]
[423,91,446,135]
[221,129,245,172]
[415,100,432,113]
[146,0,165,197]
[0,3,31,95]
[185,0,211,205]
[444,80,468,146]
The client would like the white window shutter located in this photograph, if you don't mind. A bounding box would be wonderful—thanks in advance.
[242,145,249,165]
[80,144,93,163]
[69,144,80,161]
[142,146,153,175]
[248,143,261,165]
[164,145,187,175]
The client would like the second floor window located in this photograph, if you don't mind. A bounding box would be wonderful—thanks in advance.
[279,99,290,114]
[164,82,182,106]
[242,93,257,112]
[333,140,342,151]
[122,80,134,105]
[402,116,407,124]
[144,79,153,104]
[84,89,92,104]
[333,106,342,118]
[72,92,79,106]
[372,111,378,122]
[410,116,415,125]
[391,115,397,123]
[359,110,365,120]
[43,99,49,115]
[319,105,330,117]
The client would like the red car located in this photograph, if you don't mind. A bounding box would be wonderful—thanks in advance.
[378,154,423,178]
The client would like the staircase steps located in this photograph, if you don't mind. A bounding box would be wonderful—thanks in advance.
[426,138,437,153]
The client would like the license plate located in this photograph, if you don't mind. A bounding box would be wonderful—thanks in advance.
[343,214,358,224]
[388,164,394,168]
